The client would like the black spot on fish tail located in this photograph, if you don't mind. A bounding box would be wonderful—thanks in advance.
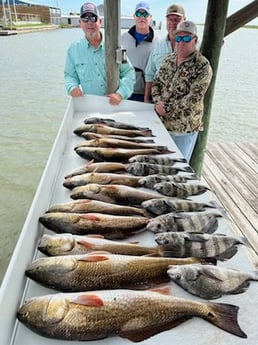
[204,302,247,338]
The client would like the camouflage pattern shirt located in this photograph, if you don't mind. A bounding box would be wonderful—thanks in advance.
[151,50,213,133]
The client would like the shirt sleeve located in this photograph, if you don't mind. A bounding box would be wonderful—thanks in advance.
[64,45,80,95]
[144,49,156,83]
[116,58,135,99]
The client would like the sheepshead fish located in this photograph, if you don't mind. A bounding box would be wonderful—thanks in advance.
[74,137,169,151]
[142,198,219,215]
[139,174,197,188]
[147,213,220,234]
[167,264,258,299]
[75,147,171,162]
[65,161,126,178]
[63,172,141,189]
[155,232,244,260]
[154,181,210,197]
[125,162,193,176]
[38,233,160,257]
[129,154,185,165]
[73,123,154,137]
[17,288,247,341]
[81,132,155,143]
[39,212,149,239]
[70,183,164,205]
[83,117,148,130]
[25,253,203,291]
[46,199,147,216]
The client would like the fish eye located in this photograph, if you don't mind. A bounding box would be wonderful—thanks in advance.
[175,273,181,280]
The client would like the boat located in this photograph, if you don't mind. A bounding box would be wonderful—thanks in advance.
[0,95,257,344]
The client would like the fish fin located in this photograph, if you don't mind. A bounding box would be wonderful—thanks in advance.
[71,294,104,307]
[185,234,209,242]
[81,214,101,221]
[200,258,217,265]
[85,234,105,238]
[215,246,239,261]
[199,268,225,282]
[181,166,194,173]
[149,286,172,295]
[128,241,139,244]
[78,254,109,262]
[205,302,247,338]
[85,159,95,167]
[120,316,192,343]
[76,239,95,249]
[230,281,250,294]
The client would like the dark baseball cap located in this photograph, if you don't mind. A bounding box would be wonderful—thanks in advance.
[80,2,99,18]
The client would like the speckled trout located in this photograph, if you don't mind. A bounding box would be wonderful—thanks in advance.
[17,288,247,341]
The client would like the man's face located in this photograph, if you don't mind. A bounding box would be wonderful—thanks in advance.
[134,9,152,31]
[175,31,197,56]
[166,14,184,34]
[79,13,102,37]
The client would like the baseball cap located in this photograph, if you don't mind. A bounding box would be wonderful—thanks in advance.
[80,2,99,18]
[135,2,150,14]
[166,4,185,17]
[174,20,197,36]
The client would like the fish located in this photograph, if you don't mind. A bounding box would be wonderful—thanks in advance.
[154,181,210,197]
[167,264,258,299]
[81,132,155,143]
[146,213,220,234]
[25,253,207,291]
[125,162,193,176]
[74,137,169,151]
[129,154,185,165]
[64,161,126,178]
[139,174,197,188]
[63,172,141,189]
[141,198,220,215]
[46,199,147,216]
[75,147,171,162]
[70,183,164,205]
[39,212,149,239]
[73,123,154,137]
[83,116,149,130]
[17,288,247,341]
[155,232,244,260]
[38,233,160,257]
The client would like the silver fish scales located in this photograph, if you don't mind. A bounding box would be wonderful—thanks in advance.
[154,181,210,197]
[139,174,197,188]
[167,264,258,299]
[142,198,219,215]
[128,154,185,165]
[155,232,244,260]
[147,213,220,234]
[125,162,193,176]
[83,117,149,130]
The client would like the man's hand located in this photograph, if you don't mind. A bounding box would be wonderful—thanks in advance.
[155,100,168,117]
[107,93,122,105]
[70,87,84,97]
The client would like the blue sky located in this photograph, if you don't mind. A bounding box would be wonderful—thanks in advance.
[30,0,258,24]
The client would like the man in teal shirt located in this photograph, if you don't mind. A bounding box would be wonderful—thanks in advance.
[64,2,135,105]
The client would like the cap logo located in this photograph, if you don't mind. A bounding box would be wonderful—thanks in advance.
[184,22,190,27]
[83,3,94,11]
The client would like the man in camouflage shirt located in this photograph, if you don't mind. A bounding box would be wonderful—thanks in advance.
[152,20,212,161]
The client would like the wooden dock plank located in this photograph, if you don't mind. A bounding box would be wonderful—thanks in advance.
[202,142,258,267]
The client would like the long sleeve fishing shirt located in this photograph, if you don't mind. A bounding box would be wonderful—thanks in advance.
[64,36,135,99]
[145,36,173,82]
[152,50,213,133]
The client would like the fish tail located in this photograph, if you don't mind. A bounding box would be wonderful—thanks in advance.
[204,302,247,338]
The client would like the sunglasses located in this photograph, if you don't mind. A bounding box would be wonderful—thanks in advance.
[81,15,98,23]
[135,11,149,18]
[175,35,195,43]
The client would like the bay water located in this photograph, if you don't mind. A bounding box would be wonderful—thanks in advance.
[0,27,257,282]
